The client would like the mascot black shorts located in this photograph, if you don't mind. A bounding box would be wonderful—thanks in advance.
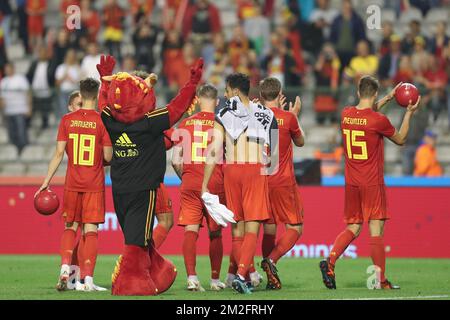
[113,189,157,247]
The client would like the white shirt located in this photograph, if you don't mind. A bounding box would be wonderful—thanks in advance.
[32,61,51,98]
[55,63,81,92]
[0,74,30,116]
[309,8,338,38]
[81,54,101,80]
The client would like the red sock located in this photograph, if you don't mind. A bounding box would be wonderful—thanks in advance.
[81,232,98,278]
[60,229,76,266]
[71,239,79,266]
[228,236,243,274]
[209,235,223,280]
[182,231,198,276]
[262,233,276,258]
[237,232,258,278]
[153,225,169,249]
[268,229,300,263]
[370,236,386,282]
[329,229,355,265]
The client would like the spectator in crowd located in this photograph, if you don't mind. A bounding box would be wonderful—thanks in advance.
[314,43,341,124]
[166,42,197,91]
[414,130,443,176]
[130,0,155,25]
[228,25,254,71]
[237,0,259,21]
[16,0,29,53]
[401,19,427,54]
[162,29,184,84]
[121,55,137,73]
[67,90,81,112]
[80,42,101,80]
[133,20,159,72]
[79,0,101,43]
[201,32,227,67]
[243,3,271,58]
[0,1,13,47]
[430,21,449,66]
[0,19,7,76]
[344,40,379,83]
[26,0,47,52]
[393,55,415,84]
[379,35,402,87]
[445,41,450,131]
[55,49,81,119]
[182,0,221,48]
[379,21,395,56]
[0,63,31,154]
[307,0,338,54]
[329,0,366,68]
[26,46,55,129]
[103,0,125,62]
[417,55,448,122]
[203,50,232,94]
[50,29,72,74]
[411,36,430,73]
[261,31,298,87]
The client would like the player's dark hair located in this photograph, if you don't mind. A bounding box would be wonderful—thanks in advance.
[259,77,281,101]
[197,83,218,100]
[358,76,379,98]
[225,73,250,96]
[79,78,100,100]
[131,70,150,79]
[68,90,81,105]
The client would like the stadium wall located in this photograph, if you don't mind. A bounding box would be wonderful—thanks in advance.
[1,185,449,258]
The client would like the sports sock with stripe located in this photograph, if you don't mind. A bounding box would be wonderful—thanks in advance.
[370,236,386,282]
[81,232,98,277]
[209,235,223,280]
[237,232,258,279]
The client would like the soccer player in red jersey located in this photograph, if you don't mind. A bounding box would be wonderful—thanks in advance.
[35,78,113,291]
[320,77,420,290]
[171,84,226,291]
[258,78,305,290]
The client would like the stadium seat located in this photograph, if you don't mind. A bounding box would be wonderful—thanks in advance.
[221,10,238,28]
[399,8,423,25]
[0,144,19,161]
[36,129,58,144]
[26,163,49,176]
[20,145,46,163]
[437,146,450,164]
[0,162,27,176]
[0,127,8,144]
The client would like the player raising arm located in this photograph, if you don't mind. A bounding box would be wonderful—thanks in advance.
[35,78,112,292]
[319,76,421,290]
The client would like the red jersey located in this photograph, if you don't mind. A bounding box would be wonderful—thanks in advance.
[269,107,302,187]
[341,107,395,186]
[57,109,112,192]
[174,112,224,193]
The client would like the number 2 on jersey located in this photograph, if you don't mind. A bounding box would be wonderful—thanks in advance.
[69,133,96,166]
[191,131,208,163]
[343,129,368,160]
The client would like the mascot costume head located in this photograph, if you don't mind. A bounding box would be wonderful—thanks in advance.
[97,55,177,296]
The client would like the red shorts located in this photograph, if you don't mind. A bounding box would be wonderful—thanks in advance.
[267,184,304,225]
[344,184,389,224]
[178,190,223,232]
[62,190,105,224]
[223,163,270,222]
[155,183,173,215]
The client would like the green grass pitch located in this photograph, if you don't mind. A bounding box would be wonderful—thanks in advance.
[0,255,449,300]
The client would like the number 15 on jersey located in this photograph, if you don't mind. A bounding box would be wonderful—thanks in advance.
[343,129,368,160]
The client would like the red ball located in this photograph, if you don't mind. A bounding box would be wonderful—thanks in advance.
[395,83,419,108]
[34,189,59,216]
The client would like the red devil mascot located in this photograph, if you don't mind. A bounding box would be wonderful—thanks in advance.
[97,55,203,295]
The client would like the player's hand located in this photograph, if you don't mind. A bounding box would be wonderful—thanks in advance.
[279,94,287,110]
[406,96,421,114]
[189,58,204,85]
[388,82,403,100]
[34,182,49,198]
[289,96,302,116]
[96,55,116,78]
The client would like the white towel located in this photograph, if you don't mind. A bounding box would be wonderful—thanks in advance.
[201,192,236,227]
[216,96,276,147]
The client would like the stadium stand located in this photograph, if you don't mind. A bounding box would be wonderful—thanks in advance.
[0,0,450,179]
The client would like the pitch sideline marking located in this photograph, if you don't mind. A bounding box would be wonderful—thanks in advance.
[333,295,449,300]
